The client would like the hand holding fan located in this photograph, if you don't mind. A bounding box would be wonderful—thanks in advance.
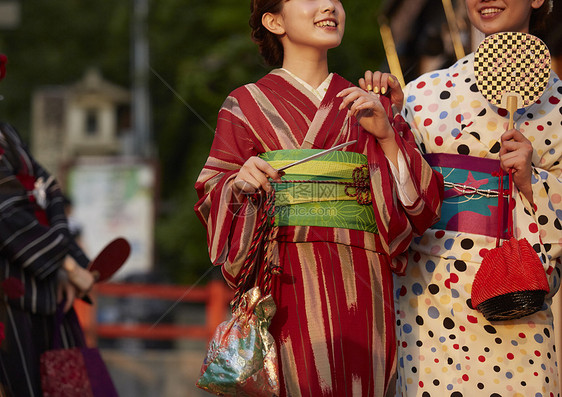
[88,237,131,282]
[474,31,551,129]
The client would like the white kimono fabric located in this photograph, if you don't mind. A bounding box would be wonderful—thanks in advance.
[396,53,562,397]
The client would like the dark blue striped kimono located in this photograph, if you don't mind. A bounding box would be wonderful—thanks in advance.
[0,122,90,397]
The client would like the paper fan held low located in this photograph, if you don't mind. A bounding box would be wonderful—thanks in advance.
[471,171,549,321]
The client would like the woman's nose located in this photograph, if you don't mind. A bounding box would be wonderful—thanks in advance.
[321,0,336,13]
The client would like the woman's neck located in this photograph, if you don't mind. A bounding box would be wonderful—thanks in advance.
[282,51,330,88]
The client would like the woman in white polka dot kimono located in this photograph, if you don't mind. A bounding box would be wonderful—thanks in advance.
[361,0,561,396]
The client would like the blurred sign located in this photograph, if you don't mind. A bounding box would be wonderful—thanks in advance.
[0,1,20,29]
[67,158,156,280]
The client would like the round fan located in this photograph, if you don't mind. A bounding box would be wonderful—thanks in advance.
[474,31,551,128]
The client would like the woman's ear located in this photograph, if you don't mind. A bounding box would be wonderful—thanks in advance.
[262,12,285,35]
[531,0,546,9]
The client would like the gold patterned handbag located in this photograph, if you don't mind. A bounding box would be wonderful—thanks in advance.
[196,193,280,396]
[196,287,279,396]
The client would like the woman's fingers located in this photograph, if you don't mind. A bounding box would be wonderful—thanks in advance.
[63,286,76,312]
[337,88,361,110]
[362,70,383,93]
[337,87,373,108]
[360,70,404,110]
[258,159,283,182]
[337,87,393,140]
[56,282,63,304]
[499,130,533,158]
[247,166,272,192]
[350,96,377,118]
[233,179,259,194]
[337,87,381,114]
[362,70,393,95]
[499,128,533,197]
[499,150,519,169]
[501,128,531,146]
[362,70,374,91]
[386,75,404,110]
[372,71,385,94]
[57,281,76,313]
[499,139,517,156]
[358,77,368,91]
[233,157,282,195]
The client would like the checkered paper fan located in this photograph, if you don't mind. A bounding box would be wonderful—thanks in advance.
[474,31,551,110]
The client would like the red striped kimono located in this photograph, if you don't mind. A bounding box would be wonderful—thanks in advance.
[195,70,443,397]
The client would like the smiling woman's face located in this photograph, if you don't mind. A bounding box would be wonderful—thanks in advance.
[465,0,545,35]
[275,0,346,52]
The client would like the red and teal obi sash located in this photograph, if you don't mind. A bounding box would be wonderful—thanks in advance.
[424,153,509,238]
[260,149,377,233]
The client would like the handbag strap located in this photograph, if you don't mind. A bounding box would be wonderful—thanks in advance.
[507,170,514,237]
[231,191,279,312]
[495,169,514,247]
[52,303,87,349]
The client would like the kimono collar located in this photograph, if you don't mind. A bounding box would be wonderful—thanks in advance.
[281,68,333,101]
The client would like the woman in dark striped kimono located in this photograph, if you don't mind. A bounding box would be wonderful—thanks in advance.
[0,54,95,397]
[195,1,443,396]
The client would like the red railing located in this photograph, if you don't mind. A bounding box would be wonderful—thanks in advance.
[75,280,233,346]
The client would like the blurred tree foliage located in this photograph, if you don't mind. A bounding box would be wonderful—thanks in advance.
[0,0,131,134]
[0,0,386,284]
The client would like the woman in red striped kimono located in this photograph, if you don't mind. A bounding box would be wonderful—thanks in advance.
[195,1,443,395]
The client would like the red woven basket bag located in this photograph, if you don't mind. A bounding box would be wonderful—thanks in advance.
[471,170,549,321]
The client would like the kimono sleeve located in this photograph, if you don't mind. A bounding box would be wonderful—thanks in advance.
[34,157,90,269]
[393,112,444,235]
[365,96,443,275]
[194,94,261,288]
[514,163,562,291]
[0,129,72,280]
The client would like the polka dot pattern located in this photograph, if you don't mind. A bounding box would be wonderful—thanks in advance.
[396,53,562,395]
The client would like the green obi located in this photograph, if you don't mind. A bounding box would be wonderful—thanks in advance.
[259,149,377,233]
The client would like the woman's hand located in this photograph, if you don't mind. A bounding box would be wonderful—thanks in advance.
[337,86,394,142]
[500,129,534,204]
[233,156,282,197]
[57,267,79,313]
[337,87,399,165]
[62,256,95,305]
[359,71,404,111]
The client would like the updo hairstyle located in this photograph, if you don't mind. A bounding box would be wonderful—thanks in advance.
[249,0,285,66]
